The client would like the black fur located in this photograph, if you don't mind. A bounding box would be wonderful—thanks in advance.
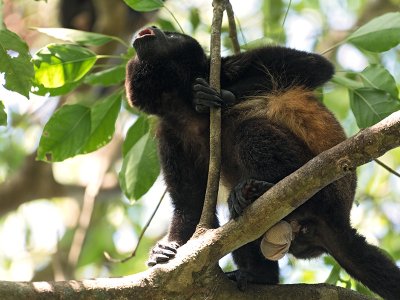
[125,27,400,299]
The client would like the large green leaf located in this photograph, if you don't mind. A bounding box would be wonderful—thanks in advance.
[350,88,400,128]
[34,28,115,46]
[123,0,164,12]
[0,28,34,97]
[122,116,150,156]
[0,101,7,126]
[119,132,160,201]
[37,104,91,162]
[80,92,122,154]
[33,44,97,88]
[84,65,126,86]
[359,65,398,99]
[347,12,400,52]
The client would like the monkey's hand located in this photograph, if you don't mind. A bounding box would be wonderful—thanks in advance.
[192,78,235,113]
[147,241,180,267]
[228,179,274,218]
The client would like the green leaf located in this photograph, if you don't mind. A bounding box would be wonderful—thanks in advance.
[347,12,400,52]
[325,264,341,285]
[80,92,122,154]
[37,105,91,162]
[32,44,97,88]
[123,0,164,12]
[350,88,400,128]
[32,80,82,97]
[34,28,115,46]
[122,116,150,156]
[360,65,398,99]
[0,28,34,97]
[331,74,363,90]
[119,132,160,201]
[84,65,126,86]
[0,101,7,126]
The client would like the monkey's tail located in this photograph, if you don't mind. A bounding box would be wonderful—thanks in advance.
[321,223,400,300]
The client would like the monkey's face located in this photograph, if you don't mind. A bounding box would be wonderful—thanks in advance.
[125,27,208,114]
[132,27,206,65]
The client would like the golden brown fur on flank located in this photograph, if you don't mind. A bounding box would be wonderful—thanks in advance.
[229,87,346,155]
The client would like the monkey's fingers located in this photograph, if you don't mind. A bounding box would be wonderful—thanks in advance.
[244,179,274,201]
[193,81,219,96]
[147,241,180,267]
[194,77,211,87]
[147,254,170,266]
[156,241,180,252]
[193,91,223,113]
[228,183,250,217]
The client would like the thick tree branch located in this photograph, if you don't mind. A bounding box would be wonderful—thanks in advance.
[0,277,371,300]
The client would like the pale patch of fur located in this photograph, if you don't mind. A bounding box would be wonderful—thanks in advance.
[229,87,346,155]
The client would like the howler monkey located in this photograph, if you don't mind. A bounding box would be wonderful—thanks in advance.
[125,26,400,299]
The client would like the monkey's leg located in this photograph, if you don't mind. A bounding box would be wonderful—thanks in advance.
[227,179,278,290]
[317,221,400,300]
[147,127,214,267]
[225,120,312,290]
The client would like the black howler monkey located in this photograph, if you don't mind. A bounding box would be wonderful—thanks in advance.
[125,26,400,299]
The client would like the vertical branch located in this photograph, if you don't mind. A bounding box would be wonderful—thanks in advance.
[226,2,240,55]
[198,0,226,230]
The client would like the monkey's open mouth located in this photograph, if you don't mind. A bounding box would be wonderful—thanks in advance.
[135,28,155,40]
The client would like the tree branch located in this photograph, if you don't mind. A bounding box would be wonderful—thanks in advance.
[198,0,225,229]
[226,1,240,55]
[0,277,371,300]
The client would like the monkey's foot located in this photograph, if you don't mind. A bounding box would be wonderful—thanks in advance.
[226,270,276,291]
[228,179,274,218]
[147,241,180,267]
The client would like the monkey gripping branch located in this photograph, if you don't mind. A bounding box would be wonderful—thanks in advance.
[0,106,398,300]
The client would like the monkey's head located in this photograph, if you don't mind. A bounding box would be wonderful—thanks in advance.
[132,26,206,64]
[125,27,208,113]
